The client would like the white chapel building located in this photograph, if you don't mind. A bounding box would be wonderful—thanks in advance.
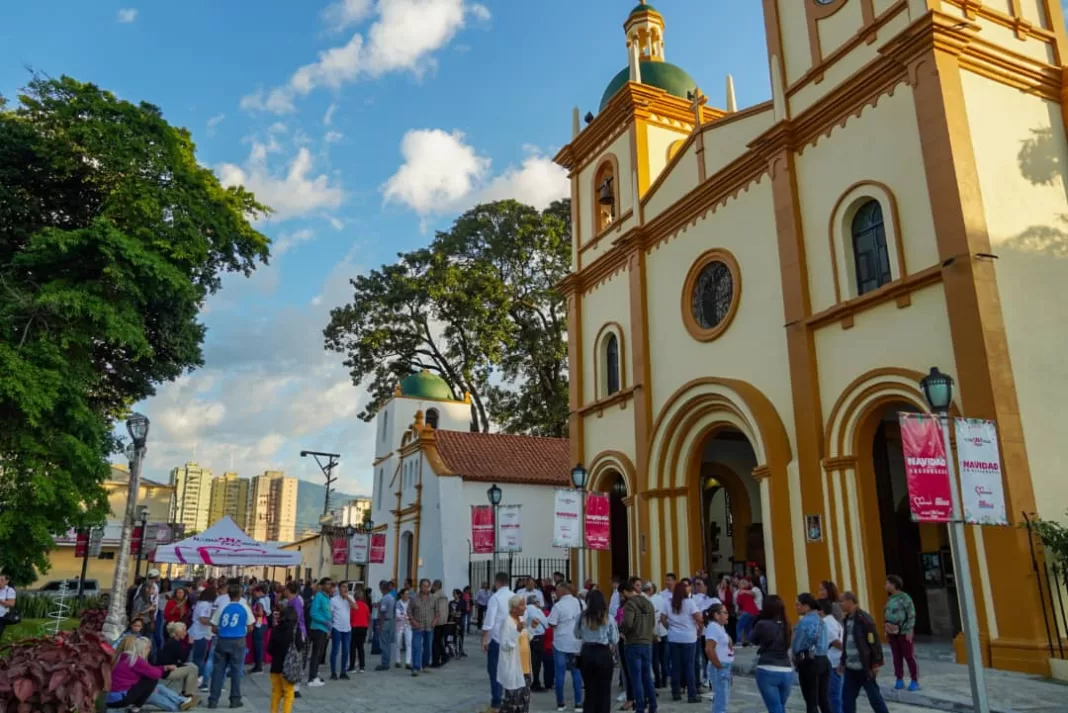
[367,370,570,591]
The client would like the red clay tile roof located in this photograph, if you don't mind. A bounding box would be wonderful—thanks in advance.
[434,430,571,486]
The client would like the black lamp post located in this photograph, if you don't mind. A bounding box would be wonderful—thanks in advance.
[918,366,989,713]
[134,505,150,579]
[345,525,356,582]
[487,484,502,577]
[570,464,588,588]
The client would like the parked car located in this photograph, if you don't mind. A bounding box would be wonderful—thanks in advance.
[35,578,101,598]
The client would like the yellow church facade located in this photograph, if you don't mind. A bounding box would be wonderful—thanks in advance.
[556,0,1068,675]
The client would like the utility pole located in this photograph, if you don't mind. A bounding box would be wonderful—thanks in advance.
[301,450,340,581]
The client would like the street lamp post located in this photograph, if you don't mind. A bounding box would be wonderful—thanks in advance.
[133,506,149,580]
[360,517,375,582]
[345,526,355,582]
[919,367,991,713]
[487,484,502,580]
[103,412,150,642]
[571,464,588,589]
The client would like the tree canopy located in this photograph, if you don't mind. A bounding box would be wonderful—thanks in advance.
[0,76,270,583]
[325,199,570,437]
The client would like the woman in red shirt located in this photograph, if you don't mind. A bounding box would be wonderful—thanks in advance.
[735,579,760,646]
[348,585,371,673]
[163,587,191,626]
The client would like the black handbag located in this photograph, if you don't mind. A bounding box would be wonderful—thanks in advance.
[2,609,22,626]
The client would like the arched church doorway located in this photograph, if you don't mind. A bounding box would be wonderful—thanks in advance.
[692,428,764,581]
[861,403,959,639]
[399,531,414,584]
[609,474,630,581]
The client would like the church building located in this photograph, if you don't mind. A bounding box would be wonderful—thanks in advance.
[367,370,571,592]
[555,0,1068,674]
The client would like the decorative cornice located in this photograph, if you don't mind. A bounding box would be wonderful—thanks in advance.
[751,465,772,482]
[576,385,637,417]
[822,456,859,472]
[806,264,943,330]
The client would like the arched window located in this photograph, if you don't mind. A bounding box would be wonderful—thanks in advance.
[851,200,892,295]
[425,408,439,429]
[605,334,621,396]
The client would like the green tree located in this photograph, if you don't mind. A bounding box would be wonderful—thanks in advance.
[325,199,570,436]
[0,76,270,584]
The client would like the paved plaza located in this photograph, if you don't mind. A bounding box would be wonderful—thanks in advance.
[214,641,1064,713]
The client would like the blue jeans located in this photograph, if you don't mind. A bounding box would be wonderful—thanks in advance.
[654,638,669,685]
[488,639,503,708]
[842,669,889,713]
[148,681,186,711]
[251,626,266,668]
[712,663,732,713]
[554,648,583,708]
[209,637,245,705]
[624,643,657,713]
[192,638,211,679]
[737,613,756,643]
[331,629,351,674]
[755,667,794,713]
[379,621,394,668]
[830,668,843,713]
[412,629,433,671]
[669,641,697,701]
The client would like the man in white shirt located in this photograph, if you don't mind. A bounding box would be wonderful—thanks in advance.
[521,577,545,608]
[330,582,356,680]
[607,575,622,618]
[656,573,676,683]
[546,581,584,712]
[821,599,845,713]
[481,572,513,712]
[0,573,15,643]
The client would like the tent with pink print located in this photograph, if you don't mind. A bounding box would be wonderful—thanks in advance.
[152,515,301,566]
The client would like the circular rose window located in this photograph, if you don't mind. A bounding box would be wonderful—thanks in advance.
[681,249,741,342]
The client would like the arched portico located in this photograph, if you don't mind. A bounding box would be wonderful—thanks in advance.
[587,450,638,589]
[646,377,797,606]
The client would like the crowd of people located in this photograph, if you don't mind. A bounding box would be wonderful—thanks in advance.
[97,566,920,713]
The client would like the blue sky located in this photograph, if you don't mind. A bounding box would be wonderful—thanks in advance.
[0,1,770,497]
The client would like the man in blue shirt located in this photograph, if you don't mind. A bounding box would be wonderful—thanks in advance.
[792,592,831,713]
[375,580,397,671]
[208,583,254,709]
[307,578,334,687]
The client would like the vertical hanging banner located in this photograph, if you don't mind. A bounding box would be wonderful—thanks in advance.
[552,489,583,548]
[74,530,89,558]
[349,532,371,563]
[955,418,1008,525]
[585,492,611,550]
[130,525,144,555]
[471,505,496,554]
[498,505,522,553]
[899,413,953,522]
[331,537,348,564]
[370,533,387,563]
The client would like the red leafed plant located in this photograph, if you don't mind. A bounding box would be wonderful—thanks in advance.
[78,607,107,634]
[0,628,113,713]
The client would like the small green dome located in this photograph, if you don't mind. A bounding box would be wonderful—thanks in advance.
[630,2,658,13]
[600,60,697,111]
[399,370,455,401]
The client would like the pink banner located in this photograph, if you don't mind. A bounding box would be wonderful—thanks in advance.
[370,533,386,564]
[332,537,348,565]
[899,413,953,523]
[472,505,495,554]
[585,492,611,550]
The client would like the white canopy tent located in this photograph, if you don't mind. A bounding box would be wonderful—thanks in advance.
[152,516,301,566]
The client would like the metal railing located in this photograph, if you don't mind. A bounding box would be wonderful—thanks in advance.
[1023,512,1068,659]
[468,556,571,590]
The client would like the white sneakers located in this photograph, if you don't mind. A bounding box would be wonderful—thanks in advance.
[307,678,326,688]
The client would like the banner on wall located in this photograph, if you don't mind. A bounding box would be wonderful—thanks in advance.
[471,505,495,554]
[349,531,371,563]
[370,533,387,563]
[553,489,583,548]
[498,505,522,552]
[331,537,348,565]
[955,418,1008,526]
[585,492,611,550]
[899,413,953,522]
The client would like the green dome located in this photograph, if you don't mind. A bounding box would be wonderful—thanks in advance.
[630,2,658,13]
[600,61,697,111]
[399,370,455,401]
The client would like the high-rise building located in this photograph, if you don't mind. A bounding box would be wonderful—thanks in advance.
[330,497,372,527]
[208,472,250,528]
[169,462,212,534]
[248,470,298,543]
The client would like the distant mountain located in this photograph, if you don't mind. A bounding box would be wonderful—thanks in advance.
[295,479,362,535]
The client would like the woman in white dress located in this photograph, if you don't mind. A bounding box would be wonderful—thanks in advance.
[394,588,412,668]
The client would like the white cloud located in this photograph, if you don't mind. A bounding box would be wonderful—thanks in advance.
[216,141,343,222]
[327,216,345,230]
[382,129,569,216]
[248,0,489,114]
[272,228,315,256]
[207,113,226,129]
[382,129,489,215]
[324,131,344,143]
[323,103,338,126]
[117,8,138,23]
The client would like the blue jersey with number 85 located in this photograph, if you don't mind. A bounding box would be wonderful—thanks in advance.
[218,602,250,639]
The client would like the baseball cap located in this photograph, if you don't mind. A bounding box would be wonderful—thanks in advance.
[147,568,160,578]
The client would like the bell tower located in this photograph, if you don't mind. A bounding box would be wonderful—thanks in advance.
[624,1,665,63]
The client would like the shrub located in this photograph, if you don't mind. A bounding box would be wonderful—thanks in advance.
[0,629,112,713]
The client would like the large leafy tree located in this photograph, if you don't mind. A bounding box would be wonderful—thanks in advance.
[325,199,570,436]
[0,76,270,583]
